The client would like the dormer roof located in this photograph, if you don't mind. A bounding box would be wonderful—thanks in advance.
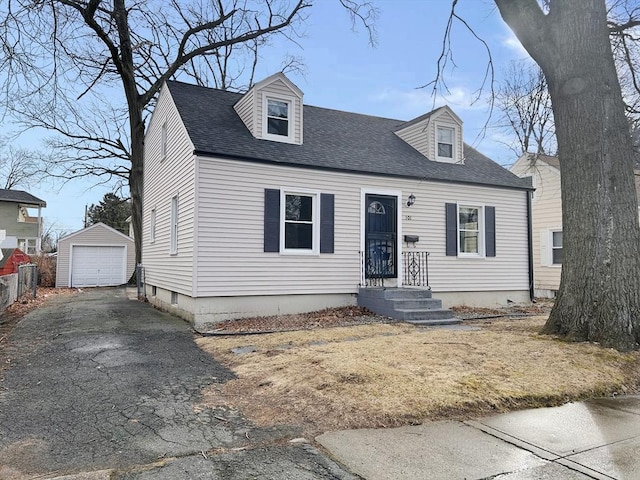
[394,105,464,164]
[233,71,304,145]
[165,80,530,191]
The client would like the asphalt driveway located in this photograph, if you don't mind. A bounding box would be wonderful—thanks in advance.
[0,288,356,479]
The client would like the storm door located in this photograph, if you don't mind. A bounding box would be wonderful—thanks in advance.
[365,194,397,279]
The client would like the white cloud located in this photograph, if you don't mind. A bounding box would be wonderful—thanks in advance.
[370,84,491,120]
[502,30,531,59]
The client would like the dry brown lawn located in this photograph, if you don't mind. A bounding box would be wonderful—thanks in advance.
[196,316,640,436]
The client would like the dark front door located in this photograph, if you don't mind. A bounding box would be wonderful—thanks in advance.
[365,194,397,278]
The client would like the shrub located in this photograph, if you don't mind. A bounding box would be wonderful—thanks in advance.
[30,254,57,287]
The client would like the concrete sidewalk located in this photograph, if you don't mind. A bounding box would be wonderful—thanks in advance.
[317,395,640,480]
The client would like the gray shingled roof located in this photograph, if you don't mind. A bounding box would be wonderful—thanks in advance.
[166,81,530,190]
[0,189,46,207]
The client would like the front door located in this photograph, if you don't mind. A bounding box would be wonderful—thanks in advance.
[365,194,397,279]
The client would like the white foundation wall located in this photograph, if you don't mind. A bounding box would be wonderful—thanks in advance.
[435,290,531,309]
[146,285,356,326]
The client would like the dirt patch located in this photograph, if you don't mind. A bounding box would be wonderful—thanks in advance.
[197,306,391,334]
[451,299,554,319]
[1,288,77,373]
[196,316,640,437]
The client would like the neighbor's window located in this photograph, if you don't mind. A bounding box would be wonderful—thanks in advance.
[552,230,563,265]
[437,126,454,159]
[267,99,290,137]
[283,192,317,252]
[458,206,482,255]
[150,208,156,243]
[18,238,37,255]
[170,196,178,254]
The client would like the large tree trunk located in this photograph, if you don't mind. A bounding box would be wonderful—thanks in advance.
[496,0,640,350]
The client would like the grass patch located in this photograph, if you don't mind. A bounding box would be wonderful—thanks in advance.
[196,316,640,436]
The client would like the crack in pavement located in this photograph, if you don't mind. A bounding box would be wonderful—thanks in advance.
[0,288,321,479]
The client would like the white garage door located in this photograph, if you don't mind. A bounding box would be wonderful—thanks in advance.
[71,246,126,287]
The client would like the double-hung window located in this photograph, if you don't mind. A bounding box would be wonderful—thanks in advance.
[18,238,36,255]
[282,192,317,253]
[437,126,454,160]
[551,230,563,265]
[458,206,482,255]
[264,189,334,255]
[267,99,290,137]
[445,203,495,258]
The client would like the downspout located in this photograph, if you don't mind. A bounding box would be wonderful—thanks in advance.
[37,205,42,254]
[526,190,534,302]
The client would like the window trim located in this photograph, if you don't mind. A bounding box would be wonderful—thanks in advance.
[170,196,178,255]
[436,125,456,162]
[18,237,37,255]
[263,95,296,143]
[550,229,563,266]
[280,188,320,255]
[457,203,485,258]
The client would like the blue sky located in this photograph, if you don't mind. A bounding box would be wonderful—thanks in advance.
[3,0,532,234]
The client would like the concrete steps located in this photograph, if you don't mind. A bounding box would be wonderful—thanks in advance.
[358,287,461,325]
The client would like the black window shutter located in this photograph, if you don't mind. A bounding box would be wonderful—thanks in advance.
[320,193,335,253]
[445,203,457,256]
[485,206,496,257]
[264,189,280,252]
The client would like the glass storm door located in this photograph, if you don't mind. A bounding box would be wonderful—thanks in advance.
[365,194,397,278]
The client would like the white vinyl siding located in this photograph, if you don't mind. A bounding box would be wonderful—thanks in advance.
[233,88,255,133]
[56,223,135,288]
[194,155,529,297]
[511,156,563,293]
[142,85,196,296]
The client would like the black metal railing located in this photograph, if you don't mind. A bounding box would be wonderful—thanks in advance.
[402,251,430,288]
[360,250,430,288]
[360,250,386,287]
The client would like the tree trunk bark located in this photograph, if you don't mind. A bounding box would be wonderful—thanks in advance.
[497,0,640,350]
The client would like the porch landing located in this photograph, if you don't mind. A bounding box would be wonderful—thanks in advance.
[358,288,461,326]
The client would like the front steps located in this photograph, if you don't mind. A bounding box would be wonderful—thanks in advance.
[358,287,461,326]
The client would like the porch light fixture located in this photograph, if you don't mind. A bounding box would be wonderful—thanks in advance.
[406,193,416,207]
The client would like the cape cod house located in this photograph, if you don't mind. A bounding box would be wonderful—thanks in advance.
[142,73,533,326]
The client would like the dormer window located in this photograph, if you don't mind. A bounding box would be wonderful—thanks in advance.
[267,98,290,137]
[437,126,454,159]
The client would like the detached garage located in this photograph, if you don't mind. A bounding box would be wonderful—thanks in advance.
[56,223,135,288]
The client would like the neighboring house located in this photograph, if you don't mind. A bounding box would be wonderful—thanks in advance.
[0,248,31,276]
[0,189,46,255]
[142,72,533,326]
[56,222,135,288]
[510,153,640,297]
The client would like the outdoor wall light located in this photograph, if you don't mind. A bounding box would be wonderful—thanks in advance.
[406,193,416,207]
